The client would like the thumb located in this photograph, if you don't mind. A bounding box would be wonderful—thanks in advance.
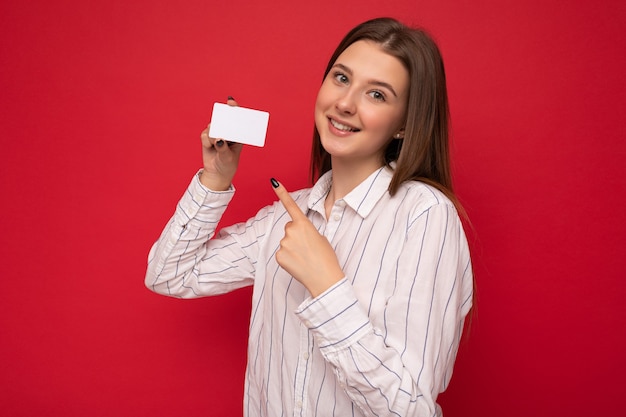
[226,96,238,107]
[270,178,306,221]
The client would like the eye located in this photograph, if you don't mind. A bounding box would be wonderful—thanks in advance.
[332,71,349,84]
[368,90,386,102]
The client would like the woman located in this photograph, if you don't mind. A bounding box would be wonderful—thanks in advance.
[146,17,473,417]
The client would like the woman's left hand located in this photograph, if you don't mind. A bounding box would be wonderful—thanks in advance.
[271,178,345,297]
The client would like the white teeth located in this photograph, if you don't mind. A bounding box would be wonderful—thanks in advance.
[330,118,356,132]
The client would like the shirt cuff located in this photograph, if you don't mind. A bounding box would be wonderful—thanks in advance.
[295,278,373,354]
[173,170,235,232]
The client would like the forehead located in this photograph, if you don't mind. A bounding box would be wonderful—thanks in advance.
[333,40,409,91]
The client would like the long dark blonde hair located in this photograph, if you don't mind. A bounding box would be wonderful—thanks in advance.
[311,17,458,207]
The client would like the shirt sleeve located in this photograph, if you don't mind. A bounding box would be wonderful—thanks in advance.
[145,171,264,298]
[295,202,473,417]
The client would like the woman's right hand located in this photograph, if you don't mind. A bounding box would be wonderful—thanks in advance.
[199,97,244,191]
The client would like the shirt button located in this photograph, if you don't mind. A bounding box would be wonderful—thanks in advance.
[296,400,303,408]
[303,352,310,360]
[333,214,341,221]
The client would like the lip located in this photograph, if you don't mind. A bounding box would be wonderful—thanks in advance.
[327,116,360,136]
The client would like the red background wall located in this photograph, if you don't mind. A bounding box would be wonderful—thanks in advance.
[1,1,624,416]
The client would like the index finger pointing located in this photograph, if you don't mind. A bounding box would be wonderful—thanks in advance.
[270,178,307,221]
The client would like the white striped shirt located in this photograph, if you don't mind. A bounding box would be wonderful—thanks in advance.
[146,165,473,417]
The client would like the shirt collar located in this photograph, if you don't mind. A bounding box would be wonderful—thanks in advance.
[308,165,394,219]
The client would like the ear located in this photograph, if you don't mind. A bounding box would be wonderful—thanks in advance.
[393,128,405,139]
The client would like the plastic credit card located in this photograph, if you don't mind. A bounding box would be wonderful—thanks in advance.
[208,102,270,147]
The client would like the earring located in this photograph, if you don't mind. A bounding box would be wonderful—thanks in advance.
[394,133,403,139]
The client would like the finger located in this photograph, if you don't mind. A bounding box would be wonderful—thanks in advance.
[201,127,220,148]
[227,96,238,107]
[200,127,214,148]
[212,137,244,157]
[202,124,234,151]
[270,178,307,221]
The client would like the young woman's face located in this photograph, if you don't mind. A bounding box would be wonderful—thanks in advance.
[315,40,409,170]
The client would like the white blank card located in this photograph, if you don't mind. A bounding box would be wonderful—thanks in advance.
[208,102,270,147]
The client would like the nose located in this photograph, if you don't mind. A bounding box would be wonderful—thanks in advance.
[335,89,357,115]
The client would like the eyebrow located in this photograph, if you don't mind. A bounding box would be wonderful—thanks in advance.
[332,63,399,97]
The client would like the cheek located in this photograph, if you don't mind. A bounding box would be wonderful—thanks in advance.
[315,82,333,110]
[314,84,334,126]
[376,107,407,135]
[314,101,328,134]
[360,107,399,134]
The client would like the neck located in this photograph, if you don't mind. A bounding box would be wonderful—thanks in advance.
[326,157,384,203]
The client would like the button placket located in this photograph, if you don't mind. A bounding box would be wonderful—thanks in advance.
[324,200,345,241]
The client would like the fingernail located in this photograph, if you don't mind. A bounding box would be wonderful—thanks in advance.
[216,140,225,147]
[227,96,235,101]
[270,178,279,188]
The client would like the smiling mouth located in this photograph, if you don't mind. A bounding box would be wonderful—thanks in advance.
[329,118,360,132]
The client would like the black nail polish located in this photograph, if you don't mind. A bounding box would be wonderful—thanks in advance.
[227,96,235,101]
[216,140,225,147]
[270,178,279,188]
